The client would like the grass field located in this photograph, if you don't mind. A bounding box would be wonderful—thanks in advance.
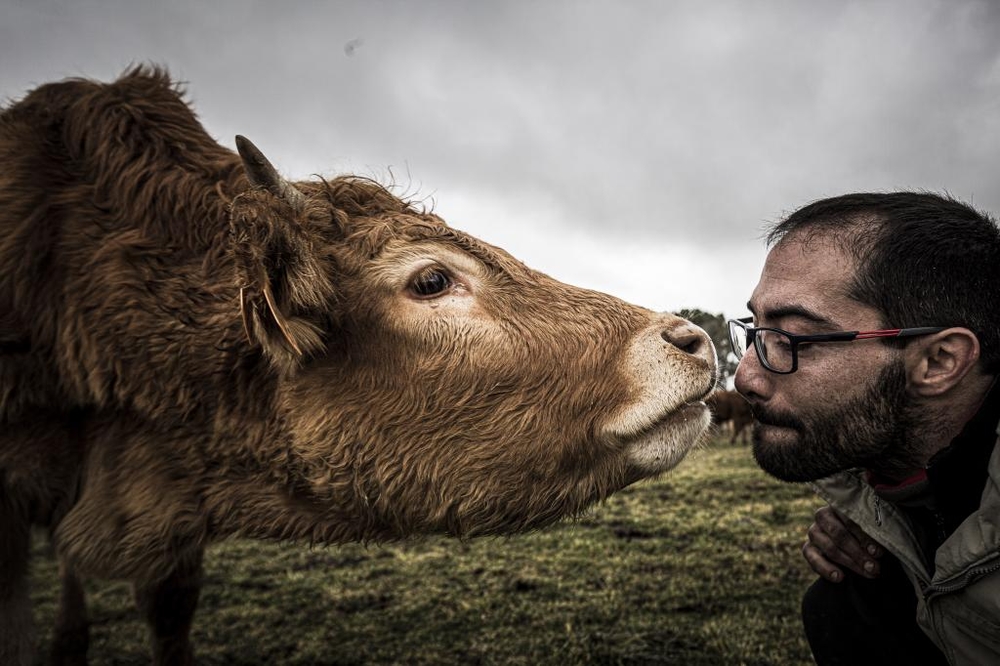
[30,434,820,665]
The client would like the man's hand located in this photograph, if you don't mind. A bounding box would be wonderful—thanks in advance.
[803,505,883,583]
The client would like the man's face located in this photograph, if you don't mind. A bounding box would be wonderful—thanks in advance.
[734,233,921,482]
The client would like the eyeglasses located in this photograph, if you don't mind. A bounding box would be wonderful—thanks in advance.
[727,317,947,374]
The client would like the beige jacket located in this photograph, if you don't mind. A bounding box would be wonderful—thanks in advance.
[812,424,1000,666]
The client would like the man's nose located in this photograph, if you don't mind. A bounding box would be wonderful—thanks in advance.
[734,343,770,400]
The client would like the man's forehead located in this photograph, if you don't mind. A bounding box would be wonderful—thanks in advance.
[748,235,866,325]
[769,233,856,271]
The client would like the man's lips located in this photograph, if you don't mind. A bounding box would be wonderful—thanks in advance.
[748,404,803,430]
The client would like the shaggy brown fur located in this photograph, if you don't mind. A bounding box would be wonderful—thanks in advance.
[0,67,717,664]
[707,389,755,444]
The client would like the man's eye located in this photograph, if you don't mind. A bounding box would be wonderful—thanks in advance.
[769,337,794,353]
[409,266,452,297]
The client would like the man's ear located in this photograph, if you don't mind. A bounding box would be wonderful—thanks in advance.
[905,328,981,397]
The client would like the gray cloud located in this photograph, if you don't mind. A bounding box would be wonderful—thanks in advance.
[2,0,998,317]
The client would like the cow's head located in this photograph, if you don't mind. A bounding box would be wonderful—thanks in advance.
[229,136,717,541]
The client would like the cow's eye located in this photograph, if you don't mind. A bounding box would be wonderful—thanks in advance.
[409,266,452,298]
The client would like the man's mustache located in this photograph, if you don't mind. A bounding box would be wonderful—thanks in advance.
[749,403,805,431]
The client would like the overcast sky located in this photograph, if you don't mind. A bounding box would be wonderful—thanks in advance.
[3,0,998,319]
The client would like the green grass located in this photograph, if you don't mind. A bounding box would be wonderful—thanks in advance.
[30,435,819,665]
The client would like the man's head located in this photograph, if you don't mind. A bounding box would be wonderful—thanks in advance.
[734,192,1000,482]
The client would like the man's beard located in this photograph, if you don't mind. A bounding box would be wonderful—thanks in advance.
[750,360,925,482]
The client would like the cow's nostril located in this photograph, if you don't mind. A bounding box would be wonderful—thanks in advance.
[662,325,706,357]
[678,337,702,355]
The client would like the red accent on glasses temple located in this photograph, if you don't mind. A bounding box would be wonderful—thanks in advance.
[855,329,903,339]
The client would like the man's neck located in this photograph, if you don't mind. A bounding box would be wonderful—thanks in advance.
[871,372,997,484]
[912,372,997,470]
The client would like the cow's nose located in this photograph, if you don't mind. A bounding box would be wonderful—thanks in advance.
[661,322,714,364]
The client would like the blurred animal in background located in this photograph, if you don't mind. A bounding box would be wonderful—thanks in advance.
[706,389,754,445]
[0,67,717,665]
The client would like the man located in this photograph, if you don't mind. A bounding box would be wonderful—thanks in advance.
[729,192,1000,665]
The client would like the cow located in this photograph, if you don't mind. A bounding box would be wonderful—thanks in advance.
[0,67,717,665]
[706,389,754,445]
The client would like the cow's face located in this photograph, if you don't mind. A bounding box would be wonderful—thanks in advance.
[231,139,717,540]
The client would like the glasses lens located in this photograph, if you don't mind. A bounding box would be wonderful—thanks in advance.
[728,320,748,358]
[756,329,794,373]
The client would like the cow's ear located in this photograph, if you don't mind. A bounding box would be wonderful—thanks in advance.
[230,137,334,372]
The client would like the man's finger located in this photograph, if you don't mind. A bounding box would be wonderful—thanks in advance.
[802,541,845,583]
[806,522,878,578]
[845,518,884,559]
[810,507,881,577]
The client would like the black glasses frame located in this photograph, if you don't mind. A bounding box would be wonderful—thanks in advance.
[728,316,948,374]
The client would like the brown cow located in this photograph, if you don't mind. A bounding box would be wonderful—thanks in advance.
[706,389,754,444]
[0,68,717,664]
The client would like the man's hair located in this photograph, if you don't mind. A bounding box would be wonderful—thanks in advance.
[767,192,1000,374]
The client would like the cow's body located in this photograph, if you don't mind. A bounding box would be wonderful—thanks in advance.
[0,68,717,664]
[707,389,754,444]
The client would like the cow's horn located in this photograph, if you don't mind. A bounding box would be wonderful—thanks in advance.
[235,135,307,210]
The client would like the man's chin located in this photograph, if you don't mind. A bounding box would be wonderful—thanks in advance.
[753,422,800,447]
[751,424,830,482]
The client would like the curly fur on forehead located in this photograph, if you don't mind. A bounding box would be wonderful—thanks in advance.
[308,176,518,275]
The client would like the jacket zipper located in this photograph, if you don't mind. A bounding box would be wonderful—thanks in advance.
[867,493,933,588]
[925,556,1000,599]
[867,490,1000,597]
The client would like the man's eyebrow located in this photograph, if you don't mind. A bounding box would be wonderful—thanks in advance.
[746,301,837,327]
